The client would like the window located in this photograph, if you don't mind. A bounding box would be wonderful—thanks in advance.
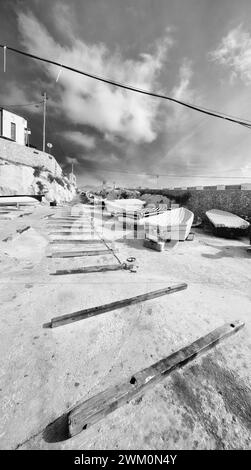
[11,122,16,141]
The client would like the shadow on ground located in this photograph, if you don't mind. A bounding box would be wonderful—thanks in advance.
[202,244,251,260]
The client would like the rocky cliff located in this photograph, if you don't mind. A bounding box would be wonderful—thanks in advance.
[0,159,76,204]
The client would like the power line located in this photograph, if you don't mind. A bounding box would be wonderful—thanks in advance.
[1,44,251,129]
[0,101,43,108]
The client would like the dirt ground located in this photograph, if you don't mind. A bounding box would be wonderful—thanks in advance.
[0,203,250,450]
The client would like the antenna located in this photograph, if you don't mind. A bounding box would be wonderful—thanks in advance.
[42,91,47,152]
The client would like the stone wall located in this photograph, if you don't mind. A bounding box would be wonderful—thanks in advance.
[168,184,251,220]
[0,137,62,176]
[138,184,251,221]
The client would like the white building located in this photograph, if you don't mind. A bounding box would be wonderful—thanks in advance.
[0,108,29,146]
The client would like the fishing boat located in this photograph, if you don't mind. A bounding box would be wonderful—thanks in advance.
[206,209,250,237]
[117,206,168,227]
[145,207,194,241]
[105,198,145,215]
[0,195,41,206]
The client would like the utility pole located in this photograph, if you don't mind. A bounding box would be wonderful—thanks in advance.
[156,174,159,189]
[42,91,47,152]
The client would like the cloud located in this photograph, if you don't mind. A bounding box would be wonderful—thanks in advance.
[52,2,76,42]
[210,25,251,84]
[62,131,96,149]
[17,10,173,144]
[0,81,41,114]
[162,58,199,139]
[172,59,194,100]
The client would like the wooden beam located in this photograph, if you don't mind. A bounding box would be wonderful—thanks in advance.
[48,225,94,229]
[50,248,116,258]
[49,283,187,328]
[47,219,90,223]
[49,232,100,237]
[49,217,87,221]
[48,223,91,226]
[68,320,244,437]
[47,222,91,226]
[52,263,132,275]
[49,239,103,244]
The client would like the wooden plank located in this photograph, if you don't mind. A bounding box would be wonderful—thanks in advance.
[49,239,103,244]
[49,283,187,328]
[48,227,94,231]
[68,320,244,437]
[48,222,91,226]
[47,222,91,226]
[49,232,100,237]
[50,248,116,258]
[52,263,132,275]
[47,224,92,228]
[49,217,87,221]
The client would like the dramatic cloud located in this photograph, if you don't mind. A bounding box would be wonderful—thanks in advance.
[62,131,96,150]
[165,58,198,130]
[1,1,248,187]
[0,81,41,114]
[210,25,251,84]
[17,10,173,144]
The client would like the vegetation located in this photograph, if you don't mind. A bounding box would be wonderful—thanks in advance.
[36,180,46,195]
[137,188,191,205]
[33,166,44,177]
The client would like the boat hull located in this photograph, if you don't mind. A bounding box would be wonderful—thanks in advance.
[145,207,194,241]
[206,209,250,238]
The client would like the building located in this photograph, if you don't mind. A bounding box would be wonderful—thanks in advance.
[0,108,29,146]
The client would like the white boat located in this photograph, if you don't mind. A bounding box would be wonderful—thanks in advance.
[206,209,249,236]
[0,196,40,206]
[105,199,145,215]
[206,209,249,229]
[117,207,167,227]
[145,207,194,241]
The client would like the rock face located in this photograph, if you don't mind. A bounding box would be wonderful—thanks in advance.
[0,160,76,204]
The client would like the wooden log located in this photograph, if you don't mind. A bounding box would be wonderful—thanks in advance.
[49,239,103,244]
[49,217,86,222]
[49,232,100,236]
[49,283,187,328]
[48,227,94,231]
[52,263,132,275]
[48,222,91,225]
[68,320,244,437]
[47,222,91,227]
[50,248,115,258]
[48,223,90,227]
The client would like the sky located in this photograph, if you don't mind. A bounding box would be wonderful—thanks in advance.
[1,0,251,188]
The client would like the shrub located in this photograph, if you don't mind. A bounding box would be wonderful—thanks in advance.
[33,166,44,177]
[47,173,54,183]
[36,180,45,194]
[54,176,65,187]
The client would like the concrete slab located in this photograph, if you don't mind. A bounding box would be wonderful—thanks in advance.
[0,208,250,450]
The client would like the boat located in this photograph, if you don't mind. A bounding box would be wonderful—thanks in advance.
[0,195,41,206]
[117,206,168,227]
[145,207,194,241]
[105,199,145,215]
[206,209,250,237]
